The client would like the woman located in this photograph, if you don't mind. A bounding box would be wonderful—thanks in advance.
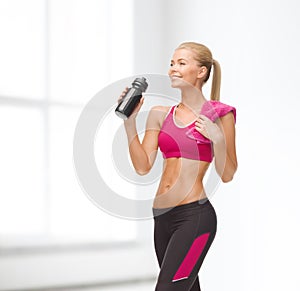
[119,42,237,291]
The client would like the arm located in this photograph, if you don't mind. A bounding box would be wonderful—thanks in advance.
[195,112,238,182]
[123,105,161,175]
[213,112,238,182]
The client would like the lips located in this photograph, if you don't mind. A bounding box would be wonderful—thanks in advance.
[169,75,183,87]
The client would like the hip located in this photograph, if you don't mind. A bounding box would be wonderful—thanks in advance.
[152,198,216,220]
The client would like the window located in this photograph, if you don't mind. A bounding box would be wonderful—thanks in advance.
[0,0,136,248]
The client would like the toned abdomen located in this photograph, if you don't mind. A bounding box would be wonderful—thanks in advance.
[153,158,210,208]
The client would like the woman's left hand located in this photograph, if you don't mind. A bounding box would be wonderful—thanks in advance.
[195,114,224,143]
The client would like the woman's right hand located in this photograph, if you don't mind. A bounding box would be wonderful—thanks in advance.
[118,87,145,122]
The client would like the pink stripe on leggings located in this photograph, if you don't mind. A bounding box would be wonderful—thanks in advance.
[172,232,210,282]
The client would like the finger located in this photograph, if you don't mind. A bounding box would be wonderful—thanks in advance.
[195,119,206,126]
[195,125,200,132]
[196,118,204,124]
[195,123,203,131]
[198,114,210,121]
[118,87,129,103]
[131,97,144,115]
[121,90,128,97]
[136,97,144,109]
[117,97,122,103]
[198,125,205,132]
[121,87,129,96]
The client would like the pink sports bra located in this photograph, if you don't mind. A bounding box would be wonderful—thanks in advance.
[158,100,236,162]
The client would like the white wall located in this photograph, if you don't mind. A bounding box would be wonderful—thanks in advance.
[132,0,165,74]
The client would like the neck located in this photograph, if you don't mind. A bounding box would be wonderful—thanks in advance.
[179,86,207,111]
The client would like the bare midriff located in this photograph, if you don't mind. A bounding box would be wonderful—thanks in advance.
[153,157,210,209]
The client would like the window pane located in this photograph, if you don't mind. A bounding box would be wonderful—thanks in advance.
[49,106,136,243]
[49,0,109,105]
[0,0,137,248]
[0,106,45,241]
[49,0,133,105]
[0,0,45,98]
[109,0,134,81]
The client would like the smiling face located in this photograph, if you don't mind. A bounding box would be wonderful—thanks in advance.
[168,48,207,89]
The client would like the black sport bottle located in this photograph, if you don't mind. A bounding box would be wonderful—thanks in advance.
[115,77,148,120]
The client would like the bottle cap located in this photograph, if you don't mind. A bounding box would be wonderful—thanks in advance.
[133,77,148,92]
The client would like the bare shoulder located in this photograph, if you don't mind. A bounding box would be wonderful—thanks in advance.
[218,111,235,123]
[216,112,235,133]
[147,105,172,129]
[151,105,171,113]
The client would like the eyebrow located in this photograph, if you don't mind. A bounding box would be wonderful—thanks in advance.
[170,58,188,63]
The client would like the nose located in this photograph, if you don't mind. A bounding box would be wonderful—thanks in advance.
[168,64,178,75]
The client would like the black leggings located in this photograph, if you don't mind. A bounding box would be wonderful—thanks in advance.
[152,199,217,291]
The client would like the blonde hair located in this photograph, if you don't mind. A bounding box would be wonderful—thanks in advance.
[176,42,221,101]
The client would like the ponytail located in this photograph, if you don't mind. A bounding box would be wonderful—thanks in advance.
[210,59,221,101]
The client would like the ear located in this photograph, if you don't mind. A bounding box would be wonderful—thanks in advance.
[197,66,208,79]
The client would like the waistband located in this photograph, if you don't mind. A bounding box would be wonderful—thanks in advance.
[152,198,212,217]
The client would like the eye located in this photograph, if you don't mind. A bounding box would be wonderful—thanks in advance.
[180,62,186,66]
[170,63,174,67]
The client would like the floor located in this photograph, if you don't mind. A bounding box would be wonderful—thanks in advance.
[84,281,155,291]
[45,280,156,291]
